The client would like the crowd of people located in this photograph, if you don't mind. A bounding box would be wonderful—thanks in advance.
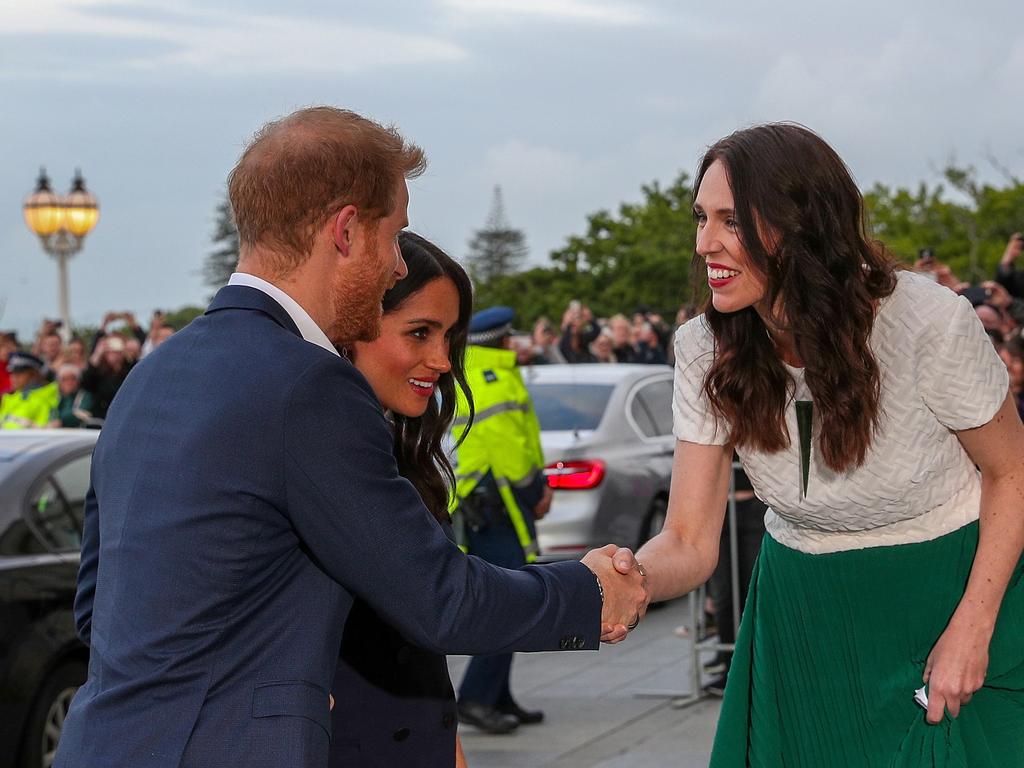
[917,232,1024,420]
[3,233,1022,433]
[515,301,693,367]
[0,310,175,429]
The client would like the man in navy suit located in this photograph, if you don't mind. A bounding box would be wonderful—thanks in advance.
[54,107,648,768]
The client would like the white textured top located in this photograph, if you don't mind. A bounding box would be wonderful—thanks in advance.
[672,271,1009,554]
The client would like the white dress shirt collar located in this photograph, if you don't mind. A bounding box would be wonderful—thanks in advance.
[227,272,339,357]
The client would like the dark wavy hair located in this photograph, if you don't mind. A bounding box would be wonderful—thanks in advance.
[379,231,474,524]
[693,123,897,472]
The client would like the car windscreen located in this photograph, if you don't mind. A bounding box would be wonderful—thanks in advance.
[526,383,614,431]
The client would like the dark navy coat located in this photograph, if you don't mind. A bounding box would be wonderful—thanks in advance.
[55,286,600,768]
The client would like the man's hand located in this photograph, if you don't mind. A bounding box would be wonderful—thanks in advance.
[534,486,553,520]
[581,545,649,644]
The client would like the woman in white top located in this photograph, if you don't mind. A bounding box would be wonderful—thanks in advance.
[629,124,1024,766]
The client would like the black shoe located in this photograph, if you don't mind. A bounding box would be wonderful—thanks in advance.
[703,674,727,698]
[497,700,545,725]
[457,701,520,734]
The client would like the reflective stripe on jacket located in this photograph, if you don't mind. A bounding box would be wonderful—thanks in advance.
[451,345,544,561]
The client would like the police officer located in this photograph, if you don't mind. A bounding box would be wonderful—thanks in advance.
[0,352,59,429]
[451,306,553,734]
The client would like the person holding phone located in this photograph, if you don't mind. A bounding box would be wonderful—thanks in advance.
[995,232,1024,298]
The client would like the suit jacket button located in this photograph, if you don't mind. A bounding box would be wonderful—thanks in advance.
[393,728,411,742]
[442,713,456,729]
[574,637,585,649]
[559,637,570,650]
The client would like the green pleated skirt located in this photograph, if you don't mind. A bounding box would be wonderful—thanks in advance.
[710,521,1024,767]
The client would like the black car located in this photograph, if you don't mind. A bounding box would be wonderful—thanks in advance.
[0,430,96,768]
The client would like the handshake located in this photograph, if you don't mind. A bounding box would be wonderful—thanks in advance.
[581,545,651,644]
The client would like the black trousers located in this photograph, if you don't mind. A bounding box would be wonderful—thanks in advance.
[708,497,766,657]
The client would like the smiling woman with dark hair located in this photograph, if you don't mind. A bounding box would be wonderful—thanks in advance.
[330,230,476,768]
[628,123,1024,767]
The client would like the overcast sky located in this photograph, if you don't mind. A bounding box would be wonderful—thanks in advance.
[1,0,1022,337]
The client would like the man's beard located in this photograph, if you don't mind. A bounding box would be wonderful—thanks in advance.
[327,235,390,347]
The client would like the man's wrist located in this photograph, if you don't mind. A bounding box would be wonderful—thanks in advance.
[592,569,604,605]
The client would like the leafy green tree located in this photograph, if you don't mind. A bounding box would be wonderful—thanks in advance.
[466,186,528,283]
[864,166,1024,282]
[474,173,699,325]
[203,193,239,295]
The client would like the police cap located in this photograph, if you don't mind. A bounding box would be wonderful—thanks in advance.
[7,351,45,374]
[468,306,516,345]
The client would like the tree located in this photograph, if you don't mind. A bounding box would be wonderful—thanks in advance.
[202,192,239,295]
[466,186,529,283]
[473,173,699,324]
[864,165,1024,282]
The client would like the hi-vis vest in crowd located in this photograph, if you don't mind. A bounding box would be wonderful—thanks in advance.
[450,345,544,562]
[0,381,59,429]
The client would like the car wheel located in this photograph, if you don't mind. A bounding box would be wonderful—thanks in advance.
[18,661,86,768]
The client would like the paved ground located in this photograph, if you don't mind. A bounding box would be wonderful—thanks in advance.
[449,597,723,768]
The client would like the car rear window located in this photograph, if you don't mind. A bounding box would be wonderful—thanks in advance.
[526,384,613,431]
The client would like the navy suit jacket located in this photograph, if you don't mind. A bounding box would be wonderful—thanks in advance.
[55,286,600,768]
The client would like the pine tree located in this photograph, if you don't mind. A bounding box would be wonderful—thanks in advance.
[202,193,239,294]
[466,186,529,283]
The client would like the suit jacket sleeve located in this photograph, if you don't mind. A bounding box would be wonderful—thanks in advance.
[74,482,100,645]
[283,358,602,655]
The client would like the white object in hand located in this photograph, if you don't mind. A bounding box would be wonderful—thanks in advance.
[914,685,928,709]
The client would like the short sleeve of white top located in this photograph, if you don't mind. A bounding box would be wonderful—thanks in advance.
[671,271,1009,554]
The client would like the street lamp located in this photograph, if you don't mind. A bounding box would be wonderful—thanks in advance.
[23,168,100,342]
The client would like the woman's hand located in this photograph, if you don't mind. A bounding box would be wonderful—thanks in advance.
[922,614,992,724]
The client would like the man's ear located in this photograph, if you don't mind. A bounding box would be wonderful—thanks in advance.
[331,205,359,257]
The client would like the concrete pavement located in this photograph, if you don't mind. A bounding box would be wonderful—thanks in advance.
[449,597,723,767]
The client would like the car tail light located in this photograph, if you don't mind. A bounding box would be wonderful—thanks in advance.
[544,460,606,490]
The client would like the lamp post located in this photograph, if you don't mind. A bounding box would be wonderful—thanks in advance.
[23,168,100,342]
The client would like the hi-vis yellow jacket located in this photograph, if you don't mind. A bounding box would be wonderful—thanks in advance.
[450,345,544,562]
[0,381,59,429]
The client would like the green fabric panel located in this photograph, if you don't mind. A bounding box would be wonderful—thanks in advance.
[710,522,1024,767]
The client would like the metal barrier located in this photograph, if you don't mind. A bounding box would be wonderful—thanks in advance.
[636,461,744,707]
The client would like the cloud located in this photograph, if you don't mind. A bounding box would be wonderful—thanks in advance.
[0,0,468,78]
[441,0,652,26]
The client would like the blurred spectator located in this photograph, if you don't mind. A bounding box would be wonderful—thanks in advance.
[0,352,59,429]
[527,317,565,365]
[81,335,135,420]
[635,322,667,365]
[675,303,697,329]
[0,332,18,394]
[36,327,64,370]
[559,301,599,363]
[608,314,638,363]
[995,233,1024,299]
[590,331,616,363]
[49,365,94,429]
[999,333,1024,421]
[914,249,968,292]
[125,337,143,363]
[60,337,88,369]
[142,311,176,358]
[93,311,147,353]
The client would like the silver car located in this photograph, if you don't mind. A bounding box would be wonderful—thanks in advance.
[521,364,676,561]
